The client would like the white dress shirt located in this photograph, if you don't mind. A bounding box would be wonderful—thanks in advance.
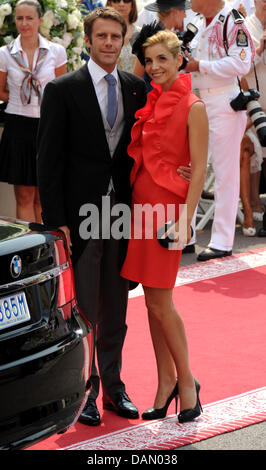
[0,34,67,118]
[87,57,120,121]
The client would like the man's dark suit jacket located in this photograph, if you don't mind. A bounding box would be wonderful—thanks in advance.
[37,64,147,265]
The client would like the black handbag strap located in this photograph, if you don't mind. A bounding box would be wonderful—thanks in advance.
[223,11,242,90]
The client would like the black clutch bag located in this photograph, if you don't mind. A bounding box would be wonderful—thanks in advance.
[157,220,194,249]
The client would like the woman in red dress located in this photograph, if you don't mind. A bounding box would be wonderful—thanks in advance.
[121,28,209,422]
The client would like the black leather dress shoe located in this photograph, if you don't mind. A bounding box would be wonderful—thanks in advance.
[258,227,266,237]
[182,244,195,254]
[78,398,101,426]
[103,392,139,419]
[197,247,232,262]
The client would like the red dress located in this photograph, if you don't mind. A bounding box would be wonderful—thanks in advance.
[121,74,200,288]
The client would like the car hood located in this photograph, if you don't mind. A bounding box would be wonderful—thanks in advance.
[0,217,31,242]
[0,217,58,256]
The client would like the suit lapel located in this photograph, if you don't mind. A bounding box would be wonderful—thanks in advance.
[118,70,137,127]
[67,66,139,159]
[68,64,110,153]
[112,70,140,160]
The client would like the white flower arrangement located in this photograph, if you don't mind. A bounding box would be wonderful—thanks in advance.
[0,0,85,71]
[0,3,12,15]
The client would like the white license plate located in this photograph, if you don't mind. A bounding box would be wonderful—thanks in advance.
[0,291,31,331]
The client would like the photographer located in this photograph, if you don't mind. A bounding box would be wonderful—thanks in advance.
[185,0,254,261]
[239,0,266,235]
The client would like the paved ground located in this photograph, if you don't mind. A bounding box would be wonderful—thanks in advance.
[0,180,265,451]
[177,211,266,451]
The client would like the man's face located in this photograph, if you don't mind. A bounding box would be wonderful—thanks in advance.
[85,18,123,73]
[255,0,266,22]
[190,0,206,14]
[191,0,220,15]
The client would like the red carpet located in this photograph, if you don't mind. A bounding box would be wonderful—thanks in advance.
[28,248,266,450]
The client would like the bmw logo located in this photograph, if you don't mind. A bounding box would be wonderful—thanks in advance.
[10,255,22,279]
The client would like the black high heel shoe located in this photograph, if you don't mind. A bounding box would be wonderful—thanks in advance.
[178,378,203,423]
[142,383,178,420]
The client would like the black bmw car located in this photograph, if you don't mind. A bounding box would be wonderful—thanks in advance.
[0,217,93,450]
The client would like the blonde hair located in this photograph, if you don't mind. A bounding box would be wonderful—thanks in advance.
[143,30,181,58]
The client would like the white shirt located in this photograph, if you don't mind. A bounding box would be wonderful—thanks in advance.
[0,34,67,118]
[190,3,253,90]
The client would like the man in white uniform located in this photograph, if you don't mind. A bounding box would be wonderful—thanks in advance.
[186,0,254,261]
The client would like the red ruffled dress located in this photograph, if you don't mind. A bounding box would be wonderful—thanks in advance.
[121,74,200,288]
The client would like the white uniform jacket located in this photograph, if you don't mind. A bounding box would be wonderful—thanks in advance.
[190,3,254,92]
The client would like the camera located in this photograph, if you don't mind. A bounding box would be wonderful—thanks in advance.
[177,23,198,71]
[230,88,260,110]
[230,89,266,147]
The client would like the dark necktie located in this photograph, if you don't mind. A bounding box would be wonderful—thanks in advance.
[104,74,118,128]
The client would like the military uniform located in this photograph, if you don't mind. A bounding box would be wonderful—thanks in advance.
[190,4,254,252]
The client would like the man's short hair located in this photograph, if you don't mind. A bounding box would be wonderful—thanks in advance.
[84,7,127,42]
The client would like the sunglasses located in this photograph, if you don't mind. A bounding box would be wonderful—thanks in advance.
[111,0,132,3]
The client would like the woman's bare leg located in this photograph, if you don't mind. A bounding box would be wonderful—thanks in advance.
[240,135,255,228]
[147,311,176,408]
[143,286,196,412]
[250,171,263,214]
[14,185,36,222]
[33,187,42,223]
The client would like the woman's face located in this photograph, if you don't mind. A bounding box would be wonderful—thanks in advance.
[172,8,186,31]
[110,0,132,21]
[15,4,41,38]
[144,43,182,91]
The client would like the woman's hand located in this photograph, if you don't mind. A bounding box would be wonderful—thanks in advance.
[164,219,191,250]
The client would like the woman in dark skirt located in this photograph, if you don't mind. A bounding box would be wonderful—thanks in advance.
[0,0,67,222]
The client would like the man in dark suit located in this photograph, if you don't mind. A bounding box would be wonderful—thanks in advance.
[37,7,147,425]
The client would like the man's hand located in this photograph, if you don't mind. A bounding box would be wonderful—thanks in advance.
[238,3,247,18]
[59,225,72,255]
[184,57,200,73]
[177,165,192,182]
